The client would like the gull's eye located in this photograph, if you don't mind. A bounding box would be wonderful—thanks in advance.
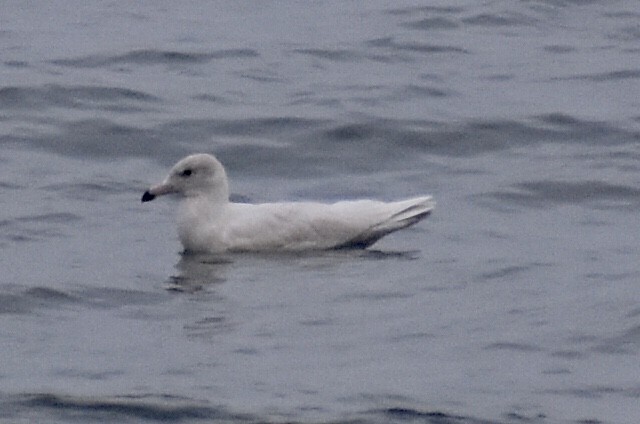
[181,169,193,177]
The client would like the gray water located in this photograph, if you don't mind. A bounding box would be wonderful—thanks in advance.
[1,1,640,423]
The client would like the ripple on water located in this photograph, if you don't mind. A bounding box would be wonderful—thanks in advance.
[49,48,260,68]
[0,285,79,315]
[0,212,83,244]
[487,180,640,209]
[4,393,251,423]
[0,85,160,111]
[0,284,168,315]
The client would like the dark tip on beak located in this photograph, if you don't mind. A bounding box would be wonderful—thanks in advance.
[141,191,156,202]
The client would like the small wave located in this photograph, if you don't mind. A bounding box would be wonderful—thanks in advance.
[22,118,178,159]
[9,393,252,423]
[16,114,638,171]
[313,114,635,161]
[0,85,159,111]
[15,212,82,224]
[184,315,234,339]
[317,119,538,158]
[0,283,170,315]
[42,181,138,202]
[77,287,168,309]
[3,392,509,424]
[336,290,413,303]
[12,116,327,163]
[50,48,259,68]
[236,70,287,84]
[542,385,640,401]
[292,48,361,62]
[553,69,640,82]
[366,37,469,54]
[159,116,325,139]
[25,286,78,301]
[0,286,79,314]
[402,17,460,31]
[0,293,31,314]
[542,45,577,54]
[191,93,232,104]
[0,212,82,244]
[485,342,544,352]
[490,180,640,208]
[386,6,465,16]
[393,84,452,99]
[377,407,484,423]
[593,324,640,355]
[535,112,584,126]
[479,265,532,281]
[461,13,536,27]
[3,60,29,68]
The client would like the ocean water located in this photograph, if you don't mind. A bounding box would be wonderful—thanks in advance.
[1,1,640,423]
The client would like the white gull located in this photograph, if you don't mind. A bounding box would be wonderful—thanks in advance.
[141,153,434,253]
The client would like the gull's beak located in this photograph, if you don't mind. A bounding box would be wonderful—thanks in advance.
[141,181,176,203]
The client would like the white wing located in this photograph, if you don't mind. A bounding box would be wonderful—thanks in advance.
[221,196,434,251]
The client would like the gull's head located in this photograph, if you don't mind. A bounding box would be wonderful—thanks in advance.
[141,154,229,203]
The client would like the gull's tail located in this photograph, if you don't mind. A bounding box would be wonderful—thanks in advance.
[383,196,435,229]
[337,196,435,248]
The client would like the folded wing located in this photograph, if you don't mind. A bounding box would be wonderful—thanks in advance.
[224,196,435,251]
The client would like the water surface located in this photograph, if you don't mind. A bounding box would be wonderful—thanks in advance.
[1,1,640,423]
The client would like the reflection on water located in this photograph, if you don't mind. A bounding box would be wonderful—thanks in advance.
[167,247,421,293]
[166,253,232,292]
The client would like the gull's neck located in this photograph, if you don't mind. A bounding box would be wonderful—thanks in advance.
[177,192,228,252]
[182,190,227,217]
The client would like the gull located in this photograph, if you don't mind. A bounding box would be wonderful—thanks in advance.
[142,154,434,253]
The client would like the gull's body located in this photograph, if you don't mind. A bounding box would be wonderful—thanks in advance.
[142,154,434,253]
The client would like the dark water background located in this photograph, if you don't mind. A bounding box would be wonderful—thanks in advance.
[1,1,640,423]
